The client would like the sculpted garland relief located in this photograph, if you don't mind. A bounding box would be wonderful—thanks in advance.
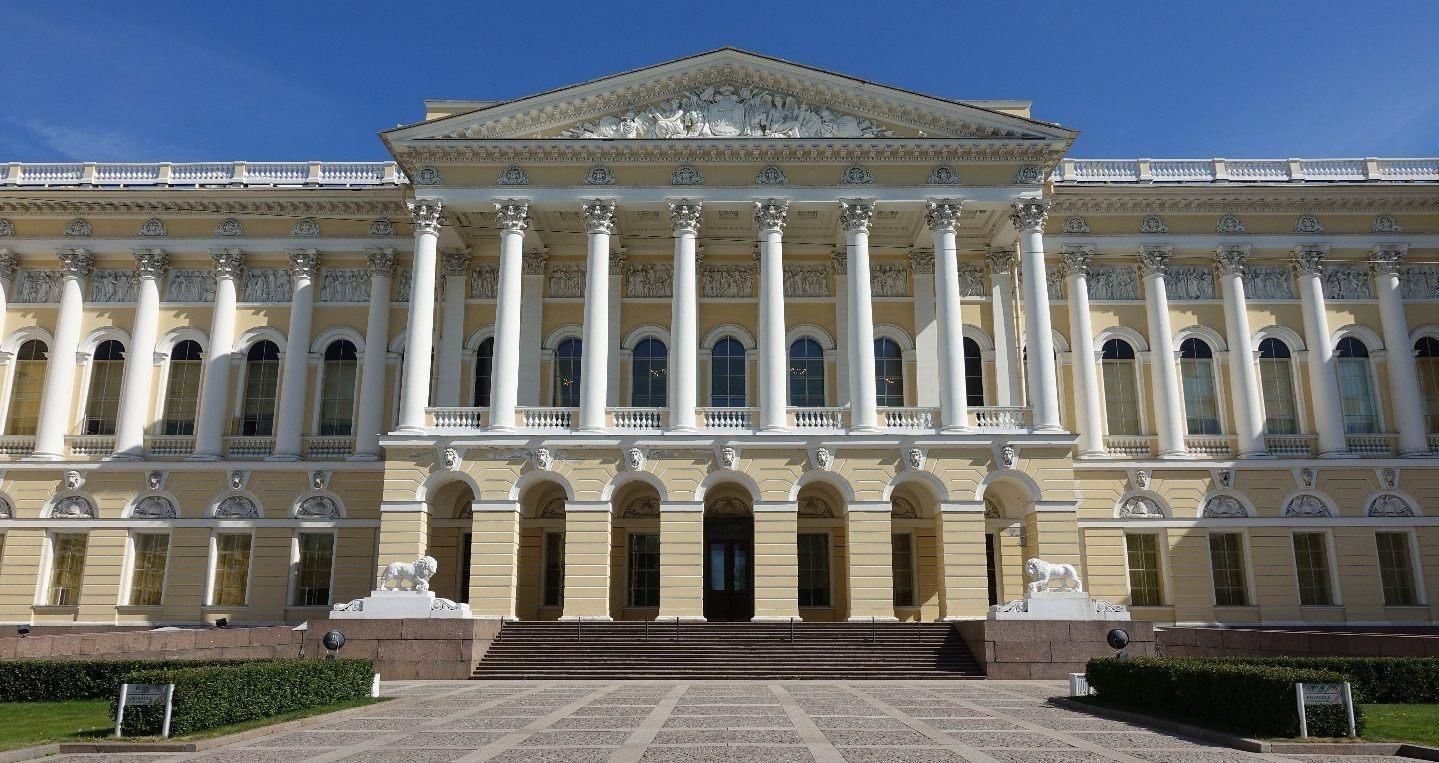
[559,86,896,139]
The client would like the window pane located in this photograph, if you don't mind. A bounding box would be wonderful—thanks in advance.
[239,342,280,436]
[1102,357,1141,435]
[627,533,660,607]
[874,339,904,407]
[128,533,169,606]
[319,342,358,436]
[963,337,985,407]
[293,533,335,606]
[631,338,668,407]
[710,338,747,407]
[1179,342,1221,435]
[788,339,826,408]
[473,338,494,407]
[9,341,49,436]
[1125,533,1163,606]
[213,533,252,606]
[797,533,830,607]
[1259,358,1298,435]
[1414,337,1439,434]
[891,533,915,607]
[1376,532,1419,606]
[47,534,87,606]
[84,341,126,436]
[554,339,582,407]
[1336,357,1378,433]
[1293,532,1333,606]
[1208,533,1248,606]
[543,532,565,607]
[162,341,204,436]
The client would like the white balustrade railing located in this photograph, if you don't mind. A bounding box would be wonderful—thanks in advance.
[610,408,665,430]
[1346,434,1395,457]
[1104,436,1155,457]
[972,407,1031,430]
[519,407,575,430]
[699,407,756,429]
[1054,157,1439,184]
[1264,434,1314,457]
[1184,435,1234,457]
[145,436,195,457]
[881,407,935,430]
[0,436,36,456]
[67,435,115,456]
[225,436,276,459]
[304,437,355,459]
[1,161,401,188]
[428,407,486,429]
[791,407,846,430]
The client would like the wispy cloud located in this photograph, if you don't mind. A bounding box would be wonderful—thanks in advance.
[1,118,197,162]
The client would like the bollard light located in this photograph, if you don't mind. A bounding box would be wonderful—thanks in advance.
[17,625,30,638]
[215,617,229,629]
[323,629,346,660]
[1107,628,1130,659]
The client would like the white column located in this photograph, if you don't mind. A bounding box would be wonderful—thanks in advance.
[1010,199,1062,432]
[755,200,789,431]
[832,249,850,407]
[1373,244,1427,456]
[842,200,879,432]
[397,199,443,433]
[578,200,615,432]
[518,248,547,406]
[434,249,470,408]
[0,251,15,361]
[607,251,624,407]
[1061,246,1106,457]
[669,201,702,432]
[926,200,969,430]
[1293,245,1348,457]
[190,248,243,460]
[269,249,318,461]
[350,248,395,460]
[987,249,1022,406]
[1215,245,1267,458]
[112,248,167,460]
[490,202,530,432]
[31,248,92,460]
[908,248,938,409]
[1139,245,1186,457]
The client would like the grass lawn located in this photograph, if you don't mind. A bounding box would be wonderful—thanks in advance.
[1361,704,1439,747]
[0,697,384,751]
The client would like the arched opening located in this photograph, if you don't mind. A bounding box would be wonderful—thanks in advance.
[1415,336,1439,434]
[516,481,569,620]
[7,339,49,436]
[703,485,754,621]
[1179,337,1220,435]
[1335,336,1379,433]
[553,338,582,407]
[161,339,204,435]
[982,479,1035,606]
[891,483,941,621]
[473,337,494,407]
[710,336,747,407]
[963,336,985,406]
[610,481,661,620]
[1258,337,1298,435]
[788,337,826,407]
[874,337,904,407]
[83,339,126,435]
[239,340,281,436]
[631,337,668,407]
[425,480,475,603]
[318,339,358,436]
[795,481,844,621]
[1100,338,1141,435]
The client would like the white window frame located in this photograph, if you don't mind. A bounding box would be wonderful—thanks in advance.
[310,340,362,438]
[75,334,131,437]
[1206,529,1257,608]
[121,530,172,607]
[287,529,338,608]
[0,328,56,435]
[205,530,255,608]
[1333,332,1388,434]
[1374,529,1427,607]
[1255,336,1308,435]
[1096,336,1150,437]
[1175,335,1228,436]
[1122,529,1171,607]
[230,330,287,437]
[1291,529,1343,607]
[36,531,88,608]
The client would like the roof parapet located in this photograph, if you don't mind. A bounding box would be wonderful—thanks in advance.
[0,161,404,189]
[1054,158,1439,184]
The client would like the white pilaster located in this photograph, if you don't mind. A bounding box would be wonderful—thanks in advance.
[434,249,470,408]
[669,201,702,432]
[755,200,789,431]
[832,249,849,407]
[607,250,624,408]
[518,248,546,406]
[1061,246,1106,457]
[190,248,243,460]
[926,200,968,430]
[0,252,15,367]
[112,248,167,460]
[490,202,530,431]
[1139,245,1186,458]
[1215,245,1267,458]
[350,248,395,460]
[1373,244,1427,456]
[987,249,1022,407]
[909,248,938,409]
[842,200,879,432]
[1293,245,1348,457]
[397,199,443,433]
[270,248,318,461]
[31,248,92,460]
[1011,199,1062,432]
[579,200,615,432]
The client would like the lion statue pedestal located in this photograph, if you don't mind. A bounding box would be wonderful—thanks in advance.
[989,557,1130,621]
[331,555,474,620]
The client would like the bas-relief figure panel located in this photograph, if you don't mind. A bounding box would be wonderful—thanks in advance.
[956,263,986,298]
[869,264,909,298]
[1323,265,1372,300]
[559,86,895,139]
[1165,265,1216,300]
[1087,265,1139,301]
[470,264,499,299]
[14,270,63,303]
[318,269,370,303]
[547,264,587,298]
[1243,266,1294,300]
[167,269,217,303]
[1400,265,1439,299]
[393,269,412,302]
[784,264,831,298]
[626,263,673,298]
[240,268,293,303]
[89,269,137,303]
[702,264,754,298]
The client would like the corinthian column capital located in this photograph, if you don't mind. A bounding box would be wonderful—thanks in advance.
[1059,245,1094,278]
[1009,197,1050,231]
[406,199,444,234]
[494,200,530,232]
[288,248,320,280]
[1214,244,1251,276]
[0,249,17,283]
[907,248,935,275]
[986,248,1016,275]
[668,200,703,235]
[924,199,963,232]
[839,200,875,232]
[131,248,168,281]
[211,247,246,281]
[754,199,788,232]
[583,200,617,234]
[364,247,397,278]
[441,248,471,277]
[1371,243,1407,276]
[57,247,94,279]
[1291,244,1329,276]
[1138,245,1173,278]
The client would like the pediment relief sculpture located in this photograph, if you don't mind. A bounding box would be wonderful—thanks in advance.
[558,86,896,139]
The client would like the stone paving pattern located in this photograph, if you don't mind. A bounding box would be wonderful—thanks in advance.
[43,680,1427,763]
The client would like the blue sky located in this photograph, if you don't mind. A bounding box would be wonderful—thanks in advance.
[4,1,1437,162]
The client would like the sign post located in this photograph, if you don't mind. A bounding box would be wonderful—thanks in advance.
[115,683,175,739]
[1294,682,1355,738]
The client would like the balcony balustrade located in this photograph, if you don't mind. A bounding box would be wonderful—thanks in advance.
[698,407,757,430]
[791,407,847,430]
[145,436,196,458]
[1184,435,1235,458]
[1264,434,1315,458]
[1103,435,1156,458]
[429,407,488,430]
[1345,434,1396,457]
[881,407,934,430]
[0,436,36,457]
[972,407,1031,431]
[610,408,666,430]
[303,436,355,460]
[66,435,116,457]
[225,437,276,459]
[519,407,576,430]
[1,161,401,188]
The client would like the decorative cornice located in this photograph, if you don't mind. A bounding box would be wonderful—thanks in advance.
[394,140,1065,168]
[441,249,471,277]
[131,248,169,280]
[839,200,875,233]
[668,200,703,235]
[754,199,788,232]
[1137,245,1172,278]
[211,247,246,280]
[56,247,94,279]
[1291,244,1329,276]
[924,199,962,233]
[288,248,320,280]
[1370,243,1407,276]
[1050,189,1439,214]
[583,200,617,234]
[1009,198,1049,231]
[406,199,444,235]
[1213,244,1251,276]
[493,200,530,232]
[1059,245,1094,278]
[365,248,398,278]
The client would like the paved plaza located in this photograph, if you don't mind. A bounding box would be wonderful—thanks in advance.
[44,680,1424,763]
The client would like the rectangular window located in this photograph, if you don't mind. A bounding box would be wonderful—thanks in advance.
[627,533,660,607]
[8,357,47,436]
[318,361,358,436]
[891,533,915,607]
[128,533,170,606]
[1208,532,1249,606]
[46,533,87,606]
[1102,360,1141,435]
[542,531,565,608]
[1293,532,1334,606]
[797,533,830,607]
[984,533,999,606]
[1125,533,1163,607]
[239,360,280,436]
[1376,532,1419,606]
[1336,358,1379,434]
[212,533,252,606]
[161,359,203,435]
[84,359,126,435]
[1180,358,1222,435]
[1259,359,1298,435]
[292,533,335,606]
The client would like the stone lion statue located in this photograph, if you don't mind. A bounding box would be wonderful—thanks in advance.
[1024,558,1083,594]
[378,556,439,593]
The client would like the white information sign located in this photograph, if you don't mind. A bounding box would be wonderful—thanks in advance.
[115,683,175,738]
[1294,682,1355,738]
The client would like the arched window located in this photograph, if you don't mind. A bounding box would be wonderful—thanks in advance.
[874,338,904,407]
[318,340,358,436]
[1417,337,1439,434]
[963,337,985,406]
[1257,337,1298,435]
[473,337,494,407]
[788,338,826,408]
[84,340,127,435]
[161,340,204,436]
[1179,338,1221,435]
[631,337,668,407]
[710,337,746,407]
[239,341,281,436]
[553,338,582,407]
[1101,339,1140,435]
[8,339,49,436]
[1335,336,1379,434]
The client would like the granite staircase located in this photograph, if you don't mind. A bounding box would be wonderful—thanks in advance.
[471,620,984,680]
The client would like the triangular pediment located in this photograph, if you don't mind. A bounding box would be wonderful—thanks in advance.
[384,48,1077,145]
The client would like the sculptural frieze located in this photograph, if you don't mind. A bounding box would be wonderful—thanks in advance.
[297,495,343,519]
[1086,265,1140,300]
[1323,265,1372,300]
[626,263,673,298]
[870,263,909,297]
[215,495,260,519]
[15,270,63,303]
[318,269,370,302]
[956,264,986,297]
[559,86,895,139]
[890,497,919,519]
[798,496,834,518]
[548,264,587,298]
[1165,265,1217,300]
[1117,496,1163,518]
[240,268,293,303]
[84,269,135,303]
[470,264,499,299]
[703,264,754,298]
[393,269,412,302]
[1242,266,1294,300]
[167,269,217,303]
[783,264,831,298]
[51,495,96,519]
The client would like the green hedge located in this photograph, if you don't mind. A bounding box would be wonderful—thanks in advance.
[1226,657,1439,704]
[114,659,374,737]
[1086,657,1363,738]
[0,659,251,702]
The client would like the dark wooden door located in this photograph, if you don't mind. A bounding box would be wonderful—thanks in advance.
[703,517,754,621]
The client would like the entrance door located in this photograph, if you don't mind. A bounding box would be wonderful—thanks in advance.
[703,517,754,621]
[459,532,473,604]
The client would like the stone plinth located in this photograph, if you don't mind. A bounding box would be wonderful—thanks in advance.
[955,620,1156,679]
[331,589,473,619]
[304,618,502,680]
[989,591,1131,621]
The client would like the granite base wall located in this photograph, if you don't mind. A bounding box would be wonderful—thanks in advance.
[1158,626,1439,658]
[302,618,502,680]
[0,625,303,661]
[956,620,1155,679]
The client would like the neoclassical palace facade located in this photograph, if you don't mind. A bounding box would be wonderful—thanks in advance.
[0,49,1435,628]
